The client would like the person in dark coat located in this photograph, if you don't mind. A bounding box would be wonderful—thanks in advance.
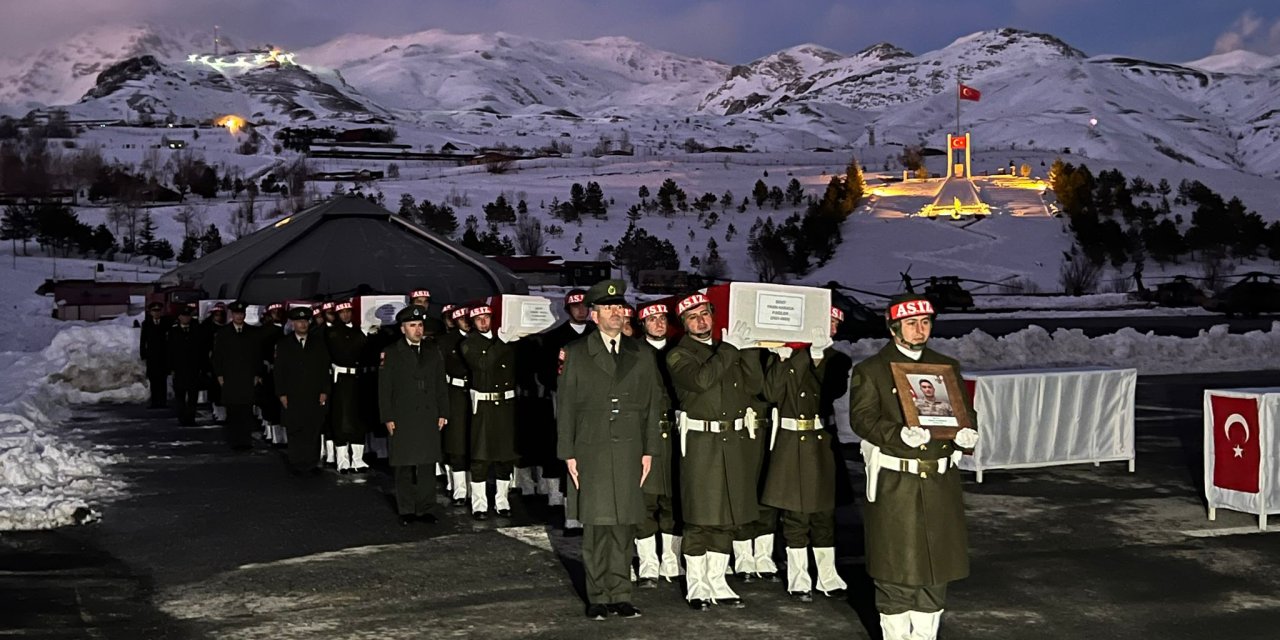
[461,302,518,520]
[257,303,287,446]
[212,302,262,451]
[760,307,850,602]
[379,305,449,525]
[140,302,171,408]
[850,294,978,640]
[537,289,595,525]
[439,305,473,506]
[634,301,682,585]
[276,307,333,474]
[559,280,662,620]
[327,300,370,473]
[200,303,228,420]
[666,292,764,610]
[166,304,204,426]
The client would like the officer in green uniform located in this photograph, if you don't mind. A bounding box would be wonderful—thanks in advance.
[666,293,764,610]
[558,279,663,621]
[849,293,979,640]
[761,307,850,602]
[379,305,450,525]
[461,302,519,520]
[212,301,262,451]
[275,306,332,475]
[439,304,473,506]
[633,301,681,585]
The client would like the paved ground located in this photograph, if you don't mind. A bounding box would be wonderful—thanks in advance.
[4,371,1280,639]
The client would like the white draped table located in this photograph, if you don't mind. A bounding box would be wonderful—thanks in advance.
[960,367,1137,482]
[1204,388,1280,530]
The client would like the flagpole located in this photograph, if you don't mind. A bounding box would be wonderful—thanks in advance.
[956,75,961,136]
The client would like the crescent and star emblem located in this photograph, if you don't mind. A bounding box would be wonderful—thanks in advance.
[1224,413,1251,459]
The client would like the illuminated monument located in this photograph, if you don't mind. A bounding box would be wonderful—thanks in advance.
[919,132,990,218]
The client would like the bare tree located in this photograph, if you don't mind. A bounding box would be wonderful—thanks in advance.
[231,192,258,239]
[172,203,206,237]
[513,212,545,255]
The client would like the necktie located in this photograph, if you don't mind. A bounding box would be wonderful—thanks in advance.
[413,343,421,356]
[610,338,619,359]
[300,338,306,349]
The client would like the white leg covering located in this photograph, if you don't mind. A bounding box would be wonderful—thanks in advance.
[630,565,637,582]
[435,462,444,477]
[753,534,778,574]
[212,405,225,421]
[565,517,583,530]
[324,439,335,464]
[880,612,913,640]
[335,445,351,472]
[469,481,488,513]
[786,547,813,594]
[272,424,288,444]
[451,471,469,500]
[732,539,756,575]
[813,547,848,595]
[534,466,547,494]
[907,610,942,640]
[706,552,741,603]
[349,444,367,470]
[546,478,564,506]
[443,464,453,492]
[198,390,208,404]
[635,535,659,580]
[494,480,512,511]
[514,467,537,495]
[659,534,682,580]
[683,554,711,602]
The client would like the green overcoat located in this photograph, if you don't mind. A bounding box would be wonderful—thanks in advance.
[849,342,975,586]
[761,348,838,513]
[557,332,663,525]
[638,338,677,497]
[666,336,764,526]
[461,332,518,462]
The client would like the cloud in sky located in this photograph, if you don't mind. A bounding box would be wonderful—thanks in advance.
[1,0,1279,63]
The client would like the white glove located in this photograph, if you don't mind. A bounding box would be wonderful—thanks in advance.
[810,345,825,362]
[770,346,793,360]
[955,427,979,449]
[496,327,519,343]
[900,426,931,448]
[722,322,753,350]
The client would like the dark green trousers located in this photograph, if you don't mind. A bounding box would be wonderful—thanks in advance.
[394,464,437,516]
[781,509,836,548]
[734,505,777,541]
[584,524,634,604]
[635,492,677,539]
[874,580,947,614]
[682,524,733,556]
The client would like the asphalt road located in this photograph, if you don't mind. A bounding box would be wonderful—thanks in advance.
[4,371,1280,639]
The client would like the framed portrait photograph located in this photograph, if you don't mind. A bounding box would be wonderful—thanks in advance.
[889,362,974,439]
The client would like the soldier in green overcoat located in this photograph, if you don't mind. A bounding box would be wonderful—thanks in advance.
[849,293,979,640]
[558,280,662,620]
[633,301,682,585]
[439,305,473,507]
[460,302,519,520]
[666,293,764,610]
[378,305,450,525]
[761,306,849,602]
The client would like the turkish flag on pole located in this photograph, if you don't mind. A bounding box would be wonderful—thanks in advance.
[1211,394,1261,493]
[959,84,981,101]
[950,136,968,150]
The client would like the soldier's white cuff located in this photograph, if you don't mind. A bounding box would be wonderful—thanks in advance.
[900,425,931,447]
[955,427,979,449]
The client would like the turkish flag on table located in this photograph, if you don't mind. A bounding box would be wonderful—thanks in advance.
[1211,394,1261,493]
[959,84,981,101]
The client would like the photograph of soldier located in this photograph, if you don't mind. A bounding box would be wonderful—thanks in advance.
[848,293,979,640]
[140,301,171,409]
[634,301,682,585]
[557,279,662,621]
[166,304,203,426]
[275,307,332,475]
[909,376,955,419]
[378,305,449,525]
[327,300,371,473]
[211,302,261,451]
[200,302,228,421]
[666,292,764,610]
[535,289,594,520]
[257,303,286,446]
[460,303,518,520]
[760,306,850,602]
[440,305,473,506]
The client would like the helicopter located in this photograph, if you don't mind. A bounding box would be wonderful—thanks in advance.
[1201,272,1280,316]
[889,267,1007,312]
[1134,274,1206,308]
[822,281,890,341]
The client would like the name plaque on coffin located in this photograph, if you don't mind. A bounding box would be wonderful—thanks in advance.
[724,282,832,350]
[493,294,557,339]
[357,295,407,334]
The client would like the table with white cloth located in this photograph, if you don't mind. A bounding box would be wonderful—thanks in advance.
[960,367,1137,482]
[1204,388,1280,531]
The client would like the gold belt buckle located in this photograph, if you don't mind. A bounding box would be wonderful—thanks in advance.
[797,418,816,431]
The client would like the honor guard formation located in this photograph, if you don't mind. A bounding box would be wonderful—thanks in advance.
[139,284,978,640]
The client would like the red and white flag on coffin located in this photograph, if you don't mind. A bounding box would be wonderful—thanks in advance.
[1211,394,1261,493]
[958,84,981,101]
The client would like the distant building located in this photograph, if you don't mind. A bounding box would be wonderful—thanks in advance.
[39,280,152,321]
[490,257,614,288]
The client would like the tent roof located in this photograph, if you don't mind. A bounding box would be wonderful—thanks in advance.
[159,195,526,304]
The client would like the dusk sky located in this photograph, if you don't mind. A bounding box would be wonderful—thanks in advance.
[3,0,1280,63]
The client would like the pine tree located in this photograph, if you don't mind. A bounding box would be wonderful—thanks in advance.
[483,194,516,224]
[177,235,199,262]
[397,193,417,218]
[583,181,607,218]
[201,224,223,255]
[0,203,34,256]
[842,158,865,215]
[638,185,650,200]
[785,179,804,206]
[753,179,769,208]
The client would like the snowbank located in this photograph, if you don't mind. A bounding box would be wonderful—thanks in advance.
[840,322,1280,375]
[0,324,143,530]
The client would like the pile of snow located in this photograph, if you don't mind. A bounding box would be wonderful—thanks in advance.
[841,322,1280,375]
[0,324,144,530]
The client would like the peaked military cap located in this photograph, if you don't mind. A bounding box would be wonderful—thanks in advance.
[228,301,248,313]
[395,305,428,324]
[287,307,311,321]
[584,279,627,306]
